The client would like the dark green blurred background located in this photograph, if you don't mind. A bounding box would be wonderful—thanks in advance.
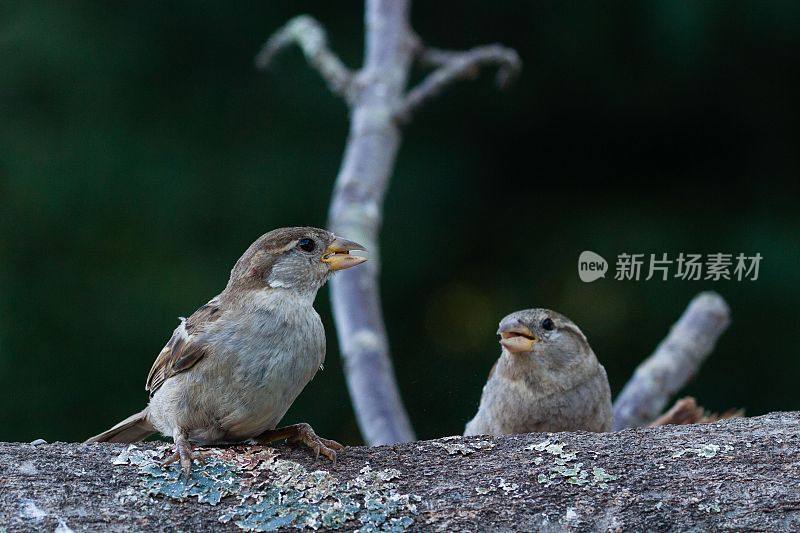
[1,1,798,445]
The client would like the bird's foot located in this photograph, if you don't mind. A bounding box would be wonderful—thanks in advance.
[256,422,344,462]
[288,423,344,462]
[162,432,207,478]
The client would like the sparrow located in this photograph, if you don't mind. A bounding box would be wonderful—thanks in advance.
[464,309,612,436]
[86,227,366,475]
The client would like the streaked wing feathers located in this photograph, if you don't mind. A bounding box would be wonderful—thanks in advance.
[145,297,222,396]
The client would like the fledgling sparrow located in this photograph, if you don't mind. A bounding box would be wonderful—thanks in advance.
[86,227,366,475]
[464,309,612,436]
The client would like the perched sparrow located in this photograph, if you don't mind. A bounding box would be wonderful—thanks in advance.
[86,227,366,474]
[464,309,612,436]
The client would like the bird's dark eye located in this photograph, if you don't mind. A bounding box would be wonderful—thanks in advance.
[298,238,316,252]
[541,318,555,331]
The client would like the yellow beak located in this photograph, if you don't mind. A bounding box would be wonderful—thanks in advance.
[321,236,367,271]
[499,325,538,354]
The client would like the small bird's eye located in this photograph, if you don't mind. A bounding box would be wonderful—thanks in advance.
[541,318,555,331]
[298,238,316,252]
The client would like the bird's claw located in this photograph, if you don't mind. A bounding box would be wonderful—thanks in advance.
[254,423,344,462]
[287,423,344,462]
[162,434,207,478]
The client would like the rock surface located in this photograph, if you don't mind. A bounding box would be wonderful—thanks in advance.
[2,412,799,531]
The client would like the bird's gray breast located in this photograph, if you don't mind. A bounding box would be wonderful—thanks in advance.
[466,362,612,435]
[199,301,326,441]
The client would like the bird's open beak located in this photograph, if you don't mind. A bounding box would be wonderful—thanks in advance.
[498,325,538,354]
[321,237,367,271]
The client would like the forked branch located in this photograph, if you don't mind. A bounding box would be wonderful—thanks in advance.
[255,15,355,104]
[257,1,521,445]
[398,44,521,123]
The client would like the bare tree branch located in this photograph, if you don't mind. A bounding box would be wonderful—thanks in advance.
[325,0,417,445]
[397,44,521,123]
[257,1,520,446]
[255,15,355,103]
[612,291,732,431]
[256,3,417,445]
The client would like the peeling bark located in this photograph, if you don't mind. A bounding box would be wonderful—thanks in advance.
[3,413,799,531]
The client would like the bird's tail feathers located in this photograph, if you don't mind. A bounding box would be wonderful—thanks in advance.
[85,408,156,443]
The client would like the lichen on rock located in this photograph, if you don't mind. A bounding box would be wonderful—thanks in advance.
[432,438,495,456]
[526,440,618,490]
[113,445,420,531]
[671,443,734,459]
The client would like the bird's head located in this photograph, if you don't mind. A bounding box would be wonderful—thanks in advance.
[497,308,593,369]
[226,226,366,297]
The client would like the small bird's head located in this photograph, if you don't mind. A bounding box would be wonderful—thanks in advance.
[497,308,593,368]
[226,226,366,296]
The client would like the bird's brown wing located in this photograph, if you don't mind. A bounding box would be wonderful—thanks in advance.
[145,297,222,397]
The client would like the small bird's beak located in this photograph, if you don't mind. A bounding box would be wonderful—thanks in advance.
[498,325,538,354]
[321,237,367,271]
